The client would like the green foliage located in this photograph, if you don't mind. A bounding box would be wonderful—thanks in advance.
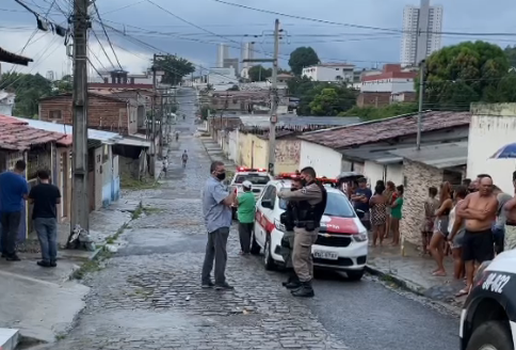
[227,84,239,91]
[505,45,516,67]
[248,65,272,82]
[423,41,516,109]
[341,103,419,121]
[288,47,319,76]
[154,55,195,85]
[0,72,53,117]
[309,87,357,116]
[200,105,216,120]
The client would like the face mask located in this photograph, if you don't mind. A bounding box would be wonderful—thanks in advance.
[300,178,307,186]
[216,172,226,180]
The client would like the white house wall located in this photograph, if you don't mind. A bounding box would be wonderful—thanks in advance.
[467,109,516,194]
[364,161,385,187]
[227,129,239,162]
[299,141,342,178]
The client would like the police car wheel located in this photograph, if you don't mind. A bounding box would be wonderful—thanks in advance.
[264,236,276,271]
[466,321,513,350]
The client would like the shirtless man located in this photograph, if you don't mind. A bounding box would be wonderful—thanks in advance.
[503,171,516,252]
[456,175,498,296]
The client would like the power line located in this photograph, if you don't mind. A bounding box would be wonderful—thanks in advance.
[90,29,116,69]
[92,0,123,70]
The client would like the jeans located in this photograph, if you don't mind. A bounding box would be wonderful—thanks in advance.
[201,227,230,286]
[1,211,22,257]
[34,217,58,262]
[238,222,253,254]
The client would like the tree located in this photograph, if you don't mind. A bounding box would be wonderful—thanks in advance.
[423,41,511,109]
[341,103,418,121]
[0,72,53,117]
[288,47,319,76]
[53,75,72,95]
[505,45,516,67]
[309,87,357,116]
[153,55,195,85]
[248,65,272,82]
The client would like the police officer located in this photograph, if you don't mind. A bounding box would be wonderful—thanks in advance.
[279,177,302,288]
[277,167,327,298]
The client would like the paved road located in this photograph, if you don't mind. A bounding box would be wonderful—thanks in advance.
[45,88,460,350]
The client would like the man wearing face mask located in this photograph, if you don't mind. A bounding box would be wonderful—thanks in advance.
[277,167,327,298]
[201,161,237,291]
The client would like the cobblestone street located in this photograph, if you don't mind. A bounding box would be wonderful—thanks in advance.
[43,89,460,350]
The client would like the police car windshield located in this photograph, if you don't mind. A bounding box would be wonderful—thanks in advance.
[279,192,355,218]
[234,174,270,185]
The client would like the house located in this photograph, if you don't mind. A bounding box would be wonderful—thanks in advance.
[302,63,355,83]
[38,93,139,135]
[466,103,516,194]
[88,69,161,86]
[0,116,68,242]
[0,91,15,116]
[210,91,270,113]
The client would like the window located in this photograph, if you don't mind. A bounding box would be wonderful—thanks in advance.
[49,110,62,120]
[261,185,277,207]
[234,174,271,185]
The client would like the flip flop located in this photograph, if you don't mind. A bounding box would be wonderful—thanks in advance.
[432,271,447,276]
[455,287,469,297]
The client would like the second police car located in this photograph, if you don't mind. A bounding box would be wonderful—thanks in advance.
[229,167,273,219]
[251,173,368,280]
[460,249,516,350]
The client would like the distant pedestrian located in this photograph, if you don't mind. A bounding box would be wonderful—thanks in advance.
[421,186,439,255]
[389,185,404,246]
[369,185,387,246]
[29,170,61,268]
[201,161,237,291]
[352,177,372,230]
[236,180,256,255]
[429,181,453,276]
[0,160,29,261]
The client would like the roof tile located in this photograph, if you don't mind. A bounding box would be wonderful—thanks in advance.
[0,122,67,151]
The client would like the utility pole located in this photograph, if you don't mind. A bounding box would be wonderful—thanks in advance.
[70,0,90,240]
[416,59,425,151]
[150,53,158,175]
[242,19,281,175]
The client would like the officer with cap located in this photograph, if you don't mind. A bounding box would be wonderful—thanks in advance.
[278,166,327,298]
[279,177,302,288]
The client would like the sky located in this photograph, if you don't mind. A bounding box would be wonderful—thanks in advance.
[1,0,515,79]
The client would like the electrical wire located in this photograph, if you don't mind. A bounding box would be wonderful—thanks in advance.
[90,29,116,69]
[92,0,124,70]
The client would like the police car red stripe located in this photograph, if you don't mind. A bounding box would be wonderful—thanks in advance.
[256,210,275,232]
[321,216,361,234]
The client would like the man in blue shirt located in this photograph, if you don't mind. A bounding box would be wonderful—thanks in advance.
[201,161,236,291]
[0,160,29,261]
[351,177,372,230]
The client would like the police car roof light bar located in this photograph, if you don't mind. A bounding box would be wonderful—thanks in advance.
[237,166,266,172]
[275,173,337,184]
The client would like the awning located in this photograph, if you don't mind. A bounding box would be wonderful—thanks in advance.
[390,141,468,169]
[0,47,33,66]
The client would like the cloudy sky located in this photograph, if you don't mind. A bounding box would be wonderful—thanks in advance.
[1,0,515,79]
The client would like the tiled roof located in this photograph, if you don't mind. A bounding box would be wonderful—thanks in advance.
[298,111,471,150]
[0,122,67,151]
[0,115,27,125]
[0,47,33,66]
[39,92,128,103]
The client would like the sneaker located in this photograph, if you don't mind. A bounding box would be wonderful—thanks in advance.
[215,283,234,291]
[285,281,301,290]
[201,282,215,289]
[291,282,314,298]
[50,260,57,267]
[6,255,21,262]
[37,260,52,268]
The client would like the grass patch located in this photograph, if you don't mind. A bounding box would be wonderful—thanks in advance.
[142,206,164,215]
[121,174,160,190]
[72,258,104,280]
[132,204,144,220]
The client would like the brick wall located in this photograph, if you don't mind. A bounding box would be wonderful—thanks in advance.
[357,92,392,108]
[401,159,443,245]
[39,95,133,135]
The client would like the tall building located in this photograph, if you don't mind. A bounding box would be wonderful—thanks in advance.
[400,0,443,66]
[46,70,55,81]
[216,43,229,68]
[240,42,255,79]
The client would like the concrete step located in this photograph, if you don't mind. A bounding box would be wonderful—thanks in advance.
[0,328,19,350]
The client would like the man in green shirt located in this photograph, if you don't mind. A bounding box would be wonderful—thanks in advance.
[236,180,256,255]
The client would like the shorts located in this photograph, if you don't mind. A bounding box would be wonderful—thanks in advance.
[462,229,494,263]
[450,229,465,249]
[435,218,449,237]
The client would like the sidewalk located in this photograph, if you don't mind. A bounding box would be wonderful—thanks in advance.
[199,136,236,172]
[366,240,467,313]
[0,196,142,348]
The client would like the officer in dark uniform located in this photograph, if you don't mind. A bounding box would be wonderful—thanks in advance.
[280,177,302,288]
[278,166,327,298]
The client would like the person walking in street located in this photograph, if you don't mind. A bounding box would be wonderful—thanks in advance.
[280,177,302,288]
[369,184,387,247]
[421,186,439,256]
[277,167,327,298]
[235,180,255,255]
[456,175,498,296]
[351,177,372,231]
[0,160,29,262]
[429,181,453,276]
[390,185,404,246]
[448,185,467,281]
[29,170,61,267]
[201,161,237,291]
[181,150,189,168]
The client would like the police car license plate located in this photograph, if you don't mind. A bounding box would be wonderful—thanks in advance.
[313,250,339,260]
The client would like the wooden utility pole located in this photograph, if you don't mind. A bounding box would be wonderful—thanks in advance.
[416,59,425,151]
[70,0,90,237]
[150,53,157,175]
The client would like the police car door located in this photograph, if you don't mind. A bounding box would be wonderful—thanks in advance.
[255,185,276,248]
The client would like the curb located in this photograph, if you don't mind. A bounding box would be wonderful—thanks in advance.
[365,264,462,317]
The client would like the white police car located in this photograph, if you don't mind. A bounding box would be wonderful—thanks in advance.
[229,167,272,219]
[460,250,516,350]
[251,173,368,280]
